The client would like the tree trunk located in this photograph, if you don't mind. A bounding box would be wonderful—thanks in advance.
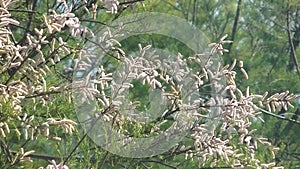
[225,0,242,64]
[286,6,300,76]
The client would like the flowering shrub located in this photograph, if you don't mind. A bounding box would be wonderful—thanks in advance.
[0,0,298,168]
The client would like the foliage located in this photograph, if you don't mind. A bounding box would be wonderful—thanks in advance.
[0,0,299,169]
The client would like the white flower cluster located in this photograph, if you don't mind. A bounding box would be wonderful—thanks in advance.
[0,1,28,114]
[0,122,9,138]
[72,24,297,167]
[188,35,291,168]
[0,1,80,167]
[11,148,35,164]
[17,114,76,141]
[264,91,297,112]
[40,160,69,169]
[44,10,93,37]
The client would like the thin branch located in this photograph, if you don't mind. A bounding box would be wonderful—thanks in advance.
[63,106,111,165]
[24,90,63,99]
[281,108,300,134]
[227,0,242,61]
[10,151,60,161]
[192,0,197,24]
[98,151,109,169]
[8,9,36,13]
[119,0,145,6]
[80,18,114,27]
[286,1,300,76]
[63,131,89,165]
[18,0,38,46]
[258,107,300,125]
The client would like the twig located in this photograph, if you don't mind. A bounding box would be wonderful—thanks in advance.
[10,151,60,161]
[119,0,145,6]
[24,90,63,99]
[227,0,242,64]
[98,151,109,169]
[8,9,36,13]
[286,0,300,77]
[80,19,115,27]
[63,131,89,165]
[63,106,111,165]
[258,107,300,125]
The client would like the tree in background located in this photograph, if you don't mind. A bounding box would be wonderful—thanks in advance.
[0,0,299,168]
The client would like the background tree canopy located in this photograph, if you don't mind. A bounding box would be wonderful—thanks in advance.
[0,0,299,168]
